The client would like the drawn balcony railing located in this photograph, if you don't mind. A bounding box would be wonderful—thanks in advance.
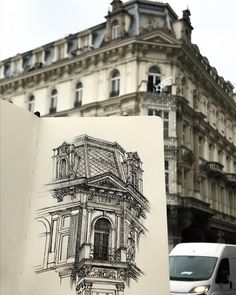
[90,246,120,261]
[225,173,236,185]
[206,162,224,177]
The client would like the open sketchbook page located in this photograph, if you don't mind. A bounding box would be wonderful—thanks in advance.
[0,100,40,295]
[20,116,170,295]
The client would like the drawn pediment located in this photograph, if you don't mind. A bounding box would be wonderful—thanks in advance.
[87,174,126,192]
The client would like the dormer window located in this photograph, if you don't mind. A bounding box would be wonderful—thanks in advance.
[111,21,120,39]
[28,95,35,112]
[81,35,89,48]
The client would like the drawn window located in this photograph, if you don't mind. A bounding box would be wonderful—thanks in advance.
[75,82,83,107]
[59,235,69,262]
[147,66,161,93]
[28,95,35,112]
[94,218,111,260]
[110,70,120,97]
[50,89,57,113]
[111,20,120,39]
[59,158,67,178]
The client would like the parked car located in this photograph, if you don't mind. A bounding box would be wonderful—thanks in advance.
[169,243,236,295]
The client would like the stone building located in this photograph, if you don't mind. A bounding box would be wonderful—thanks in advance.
[0,0,235,247]
[36,134,149,295]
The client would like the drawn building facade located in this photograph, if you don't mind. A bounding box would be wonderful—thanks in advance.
[0,0,236,247]
[36,135,149,294]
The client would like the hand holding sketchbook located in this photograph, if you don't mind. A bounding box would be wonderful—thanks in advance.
[0,100,170,295]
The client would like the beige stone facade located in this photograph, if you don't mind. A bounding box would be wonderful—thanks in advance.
[0,0,235,247]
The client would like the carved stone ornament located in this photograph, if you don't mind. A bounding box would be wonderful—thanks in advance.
[116,282,125,291]
[78,266,117,279]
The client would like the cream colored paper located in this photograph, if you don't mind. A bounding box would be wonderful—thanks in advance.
[1,103,170,295]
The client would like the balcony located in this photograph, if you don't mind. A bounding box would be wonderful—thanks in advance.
[179,145,195,164]
[206,162,224,177]
[225,173,236,186]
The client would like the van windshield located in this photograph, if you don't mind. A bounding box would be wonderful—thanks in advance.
[169,256,217,281]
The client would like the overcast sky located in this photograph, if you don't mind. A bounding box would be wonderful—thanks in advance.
[0,0,235,84]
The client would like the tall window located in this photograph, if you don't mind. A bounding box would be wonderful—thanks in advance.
[50,89,57,113]
[148,109,169,137]
[59,159,67,178]
[165,160,169,192]
[181,77,187,98]
[94,218,111,260]
[111,21,120,39]
[110,70,120,97]
[75,82,83,107]
[28,95,35,112]
[147,66,161,93]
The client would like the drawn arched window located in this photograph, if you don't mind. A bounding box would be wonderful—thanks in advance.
[75,82,83,107]
[147,66,161,93]
[111,20,120,39]
[94,218,111,260]
[59,158,67,178]
[110,70,120,97]
[28,95,35,112]
[50,89,57,113]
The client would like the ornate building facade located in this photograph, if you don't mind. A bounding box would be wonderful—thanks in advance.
[36,135,149,294]
[0,0,235,247]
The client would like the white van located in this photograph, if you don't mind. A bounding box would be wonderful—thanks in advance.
[169,243,236,295]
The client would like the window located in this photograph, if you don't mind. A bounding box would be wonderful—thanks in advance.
[111,21,120,39]
[148,109,169,137]
[216,258,230,284]
[75,82,83,107]
[165,160,169,192]
[110,70,120,97]
[50,89,57,113]
[28,95,35,112]
[147,66,161,93]
[59,158,67,178]
[94,218,111,260]
[181,77,187,98]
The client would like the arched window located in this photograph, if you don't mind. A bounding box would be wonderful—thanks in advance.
[75,82,83,107]
[111,20,120,39]
[110,70,120,97]
[94,218,111,260]
[28,95,35,112]
[59,158,67,178]
[147,66,161,93]
[50,89,57,113]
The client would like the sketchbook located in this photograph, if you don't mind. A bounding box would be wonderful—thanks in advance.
[0,100,170,295]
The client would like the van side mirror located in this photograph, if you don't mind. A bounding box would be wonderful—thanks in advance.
[216,270,229,284]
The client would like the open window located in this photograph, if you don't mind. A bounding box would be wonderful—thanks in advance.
[147,66,161,93]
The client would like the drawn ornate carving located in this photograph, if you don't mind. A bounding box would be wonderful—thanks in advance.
[126,226,136,262]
